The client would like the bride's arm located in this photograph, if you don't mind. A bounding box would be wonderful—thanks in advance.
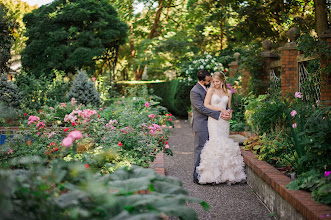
[204,88,226,112]
[228,89,233,118]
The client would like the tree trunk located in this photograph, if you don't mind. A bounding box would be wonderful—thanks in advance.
[314,0,328,37]
[148,0,165,39]
[220,19,223,51]
[134,0,165,80]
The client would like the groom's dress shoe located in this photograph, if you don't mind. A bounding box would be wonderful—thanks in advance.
[193,178,201,185]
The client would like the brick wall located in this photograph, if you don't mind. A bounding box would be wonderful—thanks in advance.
[241,68,251,94]
[280,47,299,97]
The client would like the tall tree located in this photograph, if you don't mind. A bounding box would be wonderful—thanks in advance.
[314,0,329,36]
[0,0,36,54]
[0,4,17,74]
[22,0,128,78]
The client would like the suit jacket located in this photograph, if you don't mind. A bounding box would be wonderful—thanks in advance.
[190,83,220,132]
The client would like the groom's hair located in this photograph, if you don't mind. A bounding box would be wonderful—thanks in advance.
[197,69,211,81]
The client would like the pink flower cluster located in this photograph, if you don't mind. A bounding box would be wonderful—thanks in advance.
[62,130,83,147]
[145,124,161,135]
[148,114,155,119]
[71,98,77,106]
[106,119,118,130]
[227,83,236,93]
[28,115,45,128]
[64,109,97,123]
[290,110,297,117]
[294,92,302,99]
[28,115,40,125]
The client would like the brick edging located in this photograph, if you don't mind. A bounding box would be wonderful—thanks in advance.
[241,149,331,220]
[151,152,165,175]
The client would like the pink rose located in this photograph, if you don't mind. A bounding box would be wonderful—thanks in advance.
[165,144,170,149]
[148,114,155,119]
[290,110,297,117]
[294,92,302,99]
[62,137,74,147]
[292,123,297,128]
[145,102,150,108]
[92,77,96,82]
[68,130,83,140]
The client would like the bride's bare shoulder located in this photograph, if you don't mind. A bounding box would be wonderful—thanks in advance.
[207,87,215,93]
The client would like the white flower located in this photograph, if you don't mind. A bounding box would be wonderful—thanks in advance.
[206,65,210,69]
[200,65,204,69]
[213,67,218,71]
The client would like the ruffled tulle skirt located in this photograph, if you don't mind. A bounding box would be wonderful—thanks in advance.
[196,135,247,185]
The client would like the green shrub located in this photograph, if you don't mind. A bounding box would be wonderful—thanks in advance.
[245,94,287,135]
[0,74,24,109]
[150,79,192,117]
[0,158,208,219]
[66,69,101,106]
[15,70,69,111]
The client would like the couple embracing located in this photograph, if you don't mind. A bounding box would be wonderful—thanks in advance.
[190,69,246,185]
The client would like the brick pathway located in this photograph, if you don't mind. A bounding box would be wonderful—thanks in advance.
[163,119,274,220]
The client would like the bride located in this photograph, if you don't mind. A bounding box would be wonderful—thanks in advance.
[196,71,247,185]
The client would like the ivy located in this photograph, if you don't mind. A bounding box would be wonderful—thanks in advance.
[296,33,331,75]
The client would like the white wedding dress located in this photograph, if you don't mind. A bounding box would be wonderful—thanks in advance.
[197,94,247,185]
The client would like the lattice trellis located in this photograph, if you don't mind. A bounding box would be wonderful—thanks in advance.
[298,62,321,102]
[269,68,281,95]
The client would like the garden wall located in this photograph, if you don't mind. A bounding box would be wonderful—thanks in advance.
[241,150,331,220]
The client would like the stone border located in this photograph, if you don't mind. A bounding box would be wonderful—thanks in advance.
[241,149,331,220]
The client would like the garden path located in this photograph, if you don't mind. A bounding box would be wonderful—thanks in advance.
[164,119,274,220]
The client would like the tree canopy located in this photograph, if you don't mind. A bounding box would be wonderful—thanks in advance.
[0,3,17,74]
[21,0,128,78]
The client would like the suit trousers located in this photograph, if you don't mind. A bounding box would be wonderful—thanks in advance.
[193,131,209,180]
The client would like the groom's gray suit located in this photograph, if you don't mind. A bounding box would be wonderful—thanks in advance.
[190,83,220,181]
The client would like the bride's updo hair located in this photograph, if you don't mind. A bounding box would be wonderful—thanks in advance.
[213,71,228,93]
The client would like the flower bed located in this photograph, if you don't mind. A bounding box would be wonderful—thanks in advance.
[0,91,209,219]
[242,149,331,220]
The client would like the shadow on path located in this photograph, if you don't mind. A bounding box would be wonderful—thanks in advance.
[164,119,274,220]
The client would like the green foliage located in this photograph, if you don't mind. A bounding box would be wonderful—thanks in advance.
[0,102,18,126]
[151,80,192,117]
[0,4,17,73]
[240,44,267,95]
[0,0,36,54]
[230,92,248,132]
[0,158,207,219]
[244,91,331,205]
[287,170,331,205]
[245,94,287,135]
[0,73,23,108]
[289,106,331,174]
[66,69,101,106]
[296,32,331,76]
[1,91,173,169]
[22,0,128,78]
[15,70,69,111]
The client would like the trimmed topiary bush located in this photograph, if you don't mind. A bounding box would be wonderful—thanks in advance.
[66,69,101,106]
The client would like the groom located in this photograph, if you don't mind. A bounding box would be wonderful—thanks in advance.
[190,69,230,184]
